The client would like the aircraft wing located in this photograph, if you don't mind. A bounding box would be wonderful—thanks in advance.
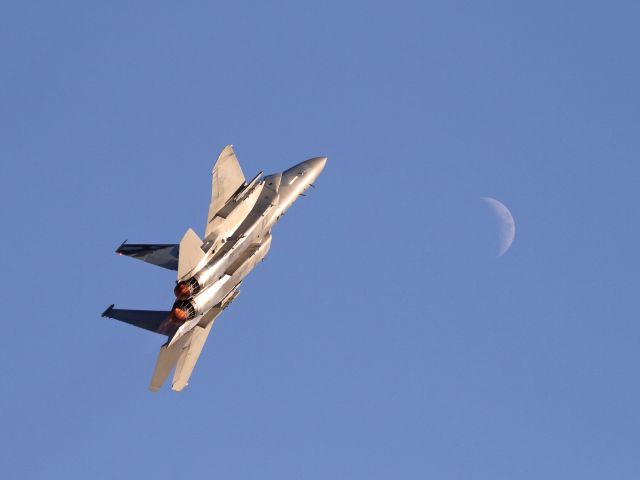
[116,242,179,271]
[205,145,246,237]
[149,305,224,392]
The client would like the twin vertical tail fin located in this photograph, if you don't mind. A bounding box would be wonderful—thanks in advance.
[149,323,215,392]
[149,305,224,392]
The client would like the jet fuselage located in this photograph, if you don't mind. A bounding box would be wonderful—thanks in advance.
[103,146,327,391]
[168,156,327,346]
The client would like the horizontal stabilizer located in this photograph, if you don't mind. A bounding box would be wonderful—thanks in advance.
[102,305,176,336]
[116,242,179,271]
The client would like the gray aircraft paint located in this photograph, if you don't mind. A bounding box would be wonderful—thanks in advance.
[103,146,327,391]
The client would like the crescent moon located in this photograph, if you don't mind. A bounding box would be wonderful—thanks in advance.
[481,197,516,256]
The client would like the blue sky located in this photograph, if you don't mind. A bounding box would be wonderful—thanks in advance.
[1,1,639,478]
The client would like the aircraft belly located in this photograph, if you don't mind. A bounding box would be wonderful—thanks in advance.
[193,195,275,289]
[226,236,272,279]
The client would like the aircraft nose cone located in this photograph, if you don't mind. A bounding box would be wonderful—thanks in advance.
[283,156,327,182]
[307,156,327,174]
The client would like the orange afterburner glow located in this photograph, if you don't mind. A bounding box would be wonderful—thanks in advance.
[169,307,188,323]
[174,282,190,300]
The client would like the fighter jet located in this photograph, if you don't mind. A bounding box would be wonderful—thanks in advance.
[102,146,327,392]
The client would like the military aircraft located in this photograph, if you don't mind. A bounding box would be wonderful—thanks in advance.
[102,146,327,392]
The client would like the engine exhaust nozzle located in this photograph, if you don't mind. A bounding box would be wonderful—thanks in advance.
[174,282,191,300]
[169,307,188,323]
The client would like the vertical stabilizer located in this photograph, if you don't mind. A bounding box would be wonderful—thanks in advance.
[178,228,205,280]
[149,338,185,392]
[171,323,214,391]
[149,306,223,392]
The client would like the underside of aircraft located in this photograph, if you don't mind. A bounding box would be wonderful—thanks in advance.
[103,145,327,391]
